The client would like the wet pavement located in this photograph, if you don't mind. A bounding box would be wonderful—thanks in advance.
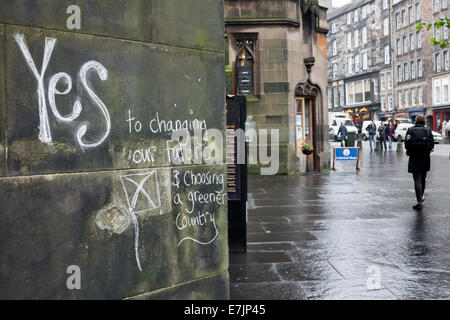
[229,141,450,300]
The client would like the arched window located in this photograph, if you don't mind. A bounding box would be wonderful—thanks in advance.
[236,38,255,95]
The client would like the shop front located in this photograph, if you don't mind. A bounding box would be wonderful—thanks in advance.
[342,105,377,131]
[408,107,426,123]
[378,112,394,122]
[432,106,450,133]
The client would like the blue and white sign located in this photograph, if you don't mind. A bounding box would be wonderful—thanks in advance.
[335,147,358,161]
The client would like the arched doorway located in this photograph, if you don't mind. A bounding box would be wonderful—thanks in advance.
[294,80,322,172]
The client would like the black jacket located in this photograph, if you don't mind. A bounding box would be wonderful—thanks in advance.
[405,124,434,173]
[378,125,387,139]
[366,123,377,135]
[338,124,347,138]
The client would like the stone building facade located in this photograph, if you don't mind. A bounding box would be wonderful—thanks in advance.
[392,0,450,131]
[224,0,330,174]
[327,0,392,124]
[0,0,228,299]
[328,0,450,132]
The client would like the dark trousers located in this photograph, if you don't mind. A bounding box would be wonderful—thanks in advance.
[412,170,427,202]
[380,138,387,150]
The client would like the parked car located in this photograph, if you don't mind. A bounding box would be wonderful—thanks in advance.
[432,130,443,143]
[329,119,358,141]
[394,123,413,142]
[361,120,381,141]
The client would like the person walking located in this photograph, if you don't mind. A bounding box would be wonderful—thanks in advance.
[378,121,387,150]
[338,122,347,147]
[442,120,447,138]
[405,115,434,210]
[366,119,377,151]
[386,121,395,150]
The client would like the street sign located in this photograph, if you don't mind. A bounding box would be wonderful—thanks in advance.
[333,147,360,171]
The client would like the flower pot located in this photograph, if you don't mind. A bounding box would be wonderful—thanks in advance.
[301,149,313,155]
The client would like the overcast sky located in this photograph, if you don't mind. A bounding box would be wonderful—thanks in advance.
[333,0,352,7]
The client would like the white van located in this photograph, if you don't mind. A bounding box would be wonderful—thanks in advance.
[328,112,358,141]
[361,120,381,141]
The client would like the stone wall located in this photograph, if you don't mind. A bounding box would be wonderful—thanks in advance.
[0,0,228,299]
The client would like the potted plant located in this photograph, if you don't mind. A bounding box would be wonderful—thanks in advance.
[301,140,314,155]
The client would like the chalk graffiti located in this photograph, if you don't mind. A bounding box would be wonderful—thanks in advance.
[14,33,111,149]
[120,171,161,271]
[172,170,224,247]
[176,211,218,246]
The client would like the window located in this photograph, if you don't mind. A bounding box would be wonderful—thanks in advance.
[410,33,415,51]
[388,94,393,110]
[383,0,388,10]
[362,52,368,70]
[411,87,416,106]
[332,40,337,56]
[332,22,337,33]
[333,63,338,78]
[445,25,449,40]
[418,59,423,77]
[328,88,332,108]
[339,85,345,106]
[434,79,441,104]
[409,6,414,24]
[381,96,386,111]
[354,9,358,23]
[404,62,409,81]
[402,9,406,26]
[384,46,390,65]
[397,39,402,55]
[236,38,255,95]
[436,52,442,73]
[443,77,449,103]
[445,51,449,71]
[387,72,392,89]
[411,61,416,79]
[355,55,360,72]
[354,29,359,47]
[417,31,422,48]
[333,87,338,108]
[418,86,423,105]
[362,26,368,44]
[405,89,409,107]
[403,36,408,54]
[415,3,421,21]
[396,13,401,30]
[346,79,371,105]
[347,12,352,25]
[443,0,448,10]
[347,33,352,48]
[373,78,378,96]
[381,74,386,90]
[384,18,389,36]
[435,25,441,42]
[398,90,403,108]
[347,57,353,74]
[434,0,440,13]
[362,6,367,19]
[398,65,403,82]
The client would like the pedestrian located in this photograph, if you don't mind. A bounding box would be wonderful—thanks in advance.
[405,115,434,210]
[338,121,347,147]
[386,121,395,150]
[366,119,377,151]
[377,121,387,150]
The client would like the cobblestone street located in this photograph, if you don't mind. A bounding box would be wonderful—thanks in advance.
[230,142,450,299]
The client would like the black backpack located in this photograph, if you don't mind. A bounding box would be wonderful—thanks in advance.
[405,126,433,154]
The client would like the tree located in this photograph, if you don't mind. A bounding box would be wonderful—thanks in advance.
[416,17,450,49]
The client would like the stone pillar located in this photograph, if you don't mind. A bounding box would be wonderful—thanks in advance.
[0,0,228,299]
